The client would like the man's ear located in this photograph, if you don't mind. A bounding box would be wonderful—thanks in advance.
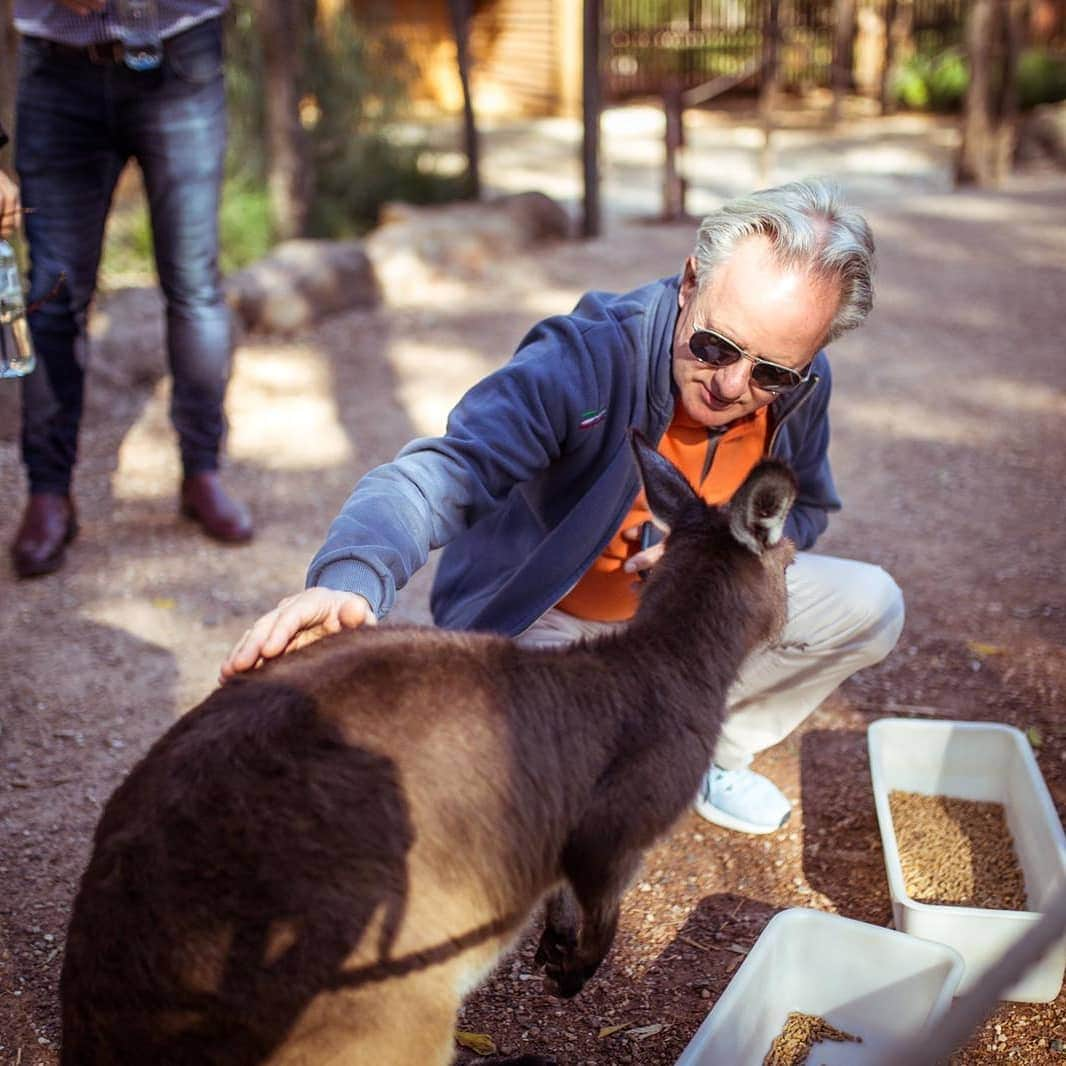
[678,257,699,310]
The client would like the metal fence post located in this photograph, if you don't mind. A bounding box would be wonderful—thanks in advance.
[582,0,602,238]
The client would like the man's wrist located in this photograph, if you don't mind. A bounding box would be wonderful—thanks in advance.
[310,560,386,620]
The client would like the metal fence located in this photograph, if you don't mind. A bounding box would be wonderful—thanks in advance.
[602,0,967,102]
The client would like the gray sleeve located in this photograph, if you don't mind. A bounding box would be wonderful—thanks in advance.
[306,318,592,618]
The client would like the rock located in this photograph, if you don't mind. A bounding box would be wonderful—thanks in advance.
[1016,102,1066,168]
[225,239,380,335]
[90,287,168,390]
[365,191,571,301]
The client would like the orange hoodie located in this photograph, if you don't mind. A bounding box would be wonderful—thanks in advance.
[557,403,769,622]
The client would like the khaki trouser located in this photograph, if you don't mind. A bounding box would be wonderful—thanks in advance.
[515,552,905,771]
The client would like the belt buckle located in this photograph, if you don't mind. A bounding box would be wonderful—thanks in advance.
[86,41,123,64]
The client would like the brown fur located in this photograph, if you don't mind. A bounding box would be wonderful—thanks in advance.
[60,436,796,1066]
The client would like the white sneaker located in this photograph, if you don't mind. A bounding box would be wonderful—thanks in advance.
[693,765,792,835]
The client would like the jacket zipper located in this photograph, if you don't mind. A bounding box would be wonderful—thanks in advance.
[768,373,819,456]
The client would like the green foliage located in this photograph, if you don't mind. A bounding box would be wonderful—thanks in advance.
[892,49,969,112]
[98,195,155,288]
[894,47,1066,114]
[1017,50,1066,110]
[302,8,471,238]
[223,5,268,185]
[98,173,274,289]
[217,177,274,275]
[98,6,471,284]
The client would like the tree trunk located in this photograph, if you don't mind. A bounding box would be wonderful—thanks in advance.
[581,0,602,238]
[831,0,857,123]
[0,0,17,159]
[662,79,685,221]
[254,0,312,239]
[880,0,899,115]
[957,0,1025,187]
[447,0,480,200]
[759,0,781,183]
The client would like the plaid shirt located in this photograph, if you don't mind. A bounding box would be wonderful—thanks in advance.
[13,1,229,46]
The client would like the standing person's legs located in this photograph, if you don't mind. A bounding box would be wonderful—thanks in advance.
[128,18,251,542]
[696,552,904,832]
[12,41,125,575]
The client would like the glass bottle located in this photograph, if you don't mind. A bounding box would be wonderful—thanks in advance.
[117,0,163,72]
[0,238,36,379]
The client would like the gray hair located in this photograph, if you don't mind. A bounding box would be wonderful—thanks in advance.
[692,179,876,342]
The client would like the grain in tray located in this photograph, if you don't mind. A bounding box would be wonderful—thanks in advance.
[763,1011,862,1065]
[888,790,1027,910]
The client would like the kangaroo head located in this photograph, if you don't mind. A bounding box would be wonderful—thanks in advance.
[629,430,796,551]
[628,430,797,641]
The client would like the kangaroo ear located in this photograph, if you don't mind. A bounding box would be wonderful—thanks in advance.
[629,429,697,533]
[728,459,797,555]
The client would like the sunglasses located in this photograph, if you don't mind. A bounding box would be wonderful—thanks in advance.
[689,325,811,394]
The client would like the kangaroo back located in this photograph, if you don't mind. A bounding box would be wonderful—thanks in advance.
[60,434,796,1066]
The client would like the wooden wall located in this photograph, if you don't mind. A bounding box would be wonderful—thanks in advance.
[471,0,558,115]
[385,0,582,118]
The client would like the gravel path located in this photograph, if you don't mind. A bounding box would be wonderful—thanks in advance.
[0,156,1064,1064]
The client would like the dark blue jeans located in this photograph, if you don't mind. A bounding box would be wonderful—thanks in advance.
[15,17,230,494]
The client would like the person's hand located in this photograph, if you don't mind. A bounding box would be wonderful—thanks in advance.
[0,171,20,240]
[57,0,105,14]
[220,589,376,682]
[621,523,666,578]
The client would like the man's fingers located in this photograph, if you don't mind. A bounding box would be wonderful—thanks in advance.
[220,605,293,678]
[259,603,325,658]
[219,624,267,680]
[338,595,376,629]
[220,591,375,682]
[623,543,665,574]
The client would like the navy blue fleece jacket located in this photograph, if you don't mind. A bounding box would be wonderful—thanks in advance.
[307,274,841,635]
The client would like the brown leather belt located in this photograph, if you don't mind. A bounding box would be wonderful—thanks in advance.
[28,37,129,65]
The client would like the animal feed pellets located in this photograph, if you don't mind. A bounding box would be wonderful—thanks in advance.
[888,790,1027,910]
[762,1011,862,1065]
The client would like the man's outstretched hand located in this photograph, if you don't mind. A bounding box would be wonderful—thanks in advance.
[220,588,376,682]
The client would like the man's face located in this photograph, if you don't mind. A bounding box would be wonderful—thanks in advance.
[672,235,843,428]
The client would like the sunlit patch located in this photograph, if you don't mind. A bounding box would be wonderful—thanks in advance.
[835,400,981,445]
[387,339,498,436]
[339,897,399,971]
[521,286,584,319]
[961,378,1066,416]
[112,379,181,501]
[227,346,354,470]
[81,598,187,655]
[177,923,235,995]
[264,917,302,967]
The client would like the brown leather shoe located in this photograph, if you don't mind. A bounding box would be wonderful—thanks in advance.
[11,493,78,578]
[180,472,254,544]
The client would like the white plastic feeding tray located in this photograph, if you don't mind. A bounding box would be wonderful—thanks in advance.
[674,908,963,1065]
[868,717,1066,1002]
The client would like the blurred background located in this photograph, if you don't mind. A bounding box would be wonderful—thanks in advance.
[1,0,1064,284]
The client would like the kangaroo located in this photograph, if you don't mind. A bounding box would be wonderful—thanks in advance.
[60,432,796,1066]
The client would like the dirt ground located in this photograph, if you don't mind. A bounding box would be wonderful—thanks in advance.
[1,168,1065,1065]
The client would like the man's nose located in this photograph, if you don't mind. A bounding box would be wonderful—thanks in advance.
[713,356,753,400]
